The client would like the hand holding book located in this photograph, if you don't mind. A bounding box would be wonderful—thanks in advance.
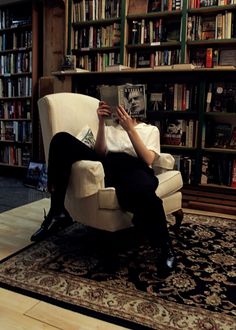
[99,84,146,124]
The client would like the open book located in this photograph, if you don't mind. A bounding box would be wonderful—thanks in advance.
[99,84,146,123]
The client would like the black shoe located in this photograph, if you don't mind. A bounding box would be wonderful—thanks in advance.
[156,243,176,278]
[31,209,74,242]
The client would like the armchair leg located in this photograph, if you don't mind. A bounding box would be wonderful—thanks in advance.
[170,209,184,234]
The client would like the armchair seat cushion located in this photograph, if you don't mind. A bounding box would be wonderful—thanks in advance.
[98,170,182,210]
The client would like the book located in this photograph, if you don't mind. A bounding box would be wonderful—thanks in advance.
[229,127,236,149]
[161,119,186,146]
[61,55,76,70]
[210,82,236,113]
[231,159,236,188]
[127,0,148,14]
[219,49,236,66]
[148,0,162,12]
[213,123,232,148]
[58,68,89,74]
[154,63,196,70]
[99,84,146,122]
[105,65,130,72]
[24,162,47,191]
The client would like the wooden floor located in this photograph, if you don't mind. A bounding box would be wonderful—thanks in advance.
[1,199,236,330]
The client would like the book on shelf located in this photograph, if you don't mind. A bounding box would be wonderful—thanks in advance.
[219,49,236,67]
[105,65,130,72]
[148,0,162,12]
[99,84,146,123]
[61,55,76,70]
[209,82,236,113]
[53,68,90,74]
[206,157,233,186]
[231,160,236,188]
[229,127,236,149]
[161,119,186,146]
[213,123,232,148]
[127,0,148,14]
[154,63,196,70]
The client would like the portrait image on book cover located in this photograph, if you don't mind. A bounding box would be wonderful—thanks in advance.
[162,119,185,145]
[119,84,146,119]
[99,84,146,123]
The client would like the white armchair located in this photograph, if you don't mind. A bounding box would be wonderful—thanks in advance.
[38,92,183,232]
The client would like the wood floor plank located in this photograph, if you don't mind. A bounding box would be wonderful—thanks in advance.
[26,301,128,330]
[0,199,50,260]
[0,305,60,329]
[0,288,39,313]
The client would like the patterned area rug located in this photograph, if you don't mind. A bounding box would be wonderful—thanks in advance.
[0,213,236,330]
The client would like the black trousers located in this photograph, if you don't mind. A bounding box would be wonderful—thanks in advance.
[47,132,170,247]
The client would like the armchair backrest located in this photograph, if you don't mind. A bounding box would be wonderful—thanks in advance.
[38,92,99,163]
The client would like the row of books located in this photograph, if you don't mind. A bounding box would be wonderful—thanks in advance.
[76,52,121,71]
[0,76,32,98]
[128,19,181,45]
[128,49,181,68]
[155,119,198,147]
[148,83,198,112]
[173,154,236,187]
[127,0,182,14]
[0,100,31,119]
[0,31,32,51]
[0,51,32,75]
[73,23,121,49]
[187,12,236,42]
[0,121,32,143]
[201,156,236,187]
[173,155,195,184]
[204,123,236,149]
[189,0,236,9]
[0,8,31,30]
[72,0,121,23]
[0,144,30,167]
[206,82,236,113]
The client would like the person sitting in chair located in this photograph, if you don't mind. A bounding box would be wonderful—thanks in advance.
[31,102,176,275]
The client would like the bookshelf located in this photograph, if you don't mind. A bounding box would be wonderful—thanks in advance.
[50,0,236,213]
[0,0,39,172]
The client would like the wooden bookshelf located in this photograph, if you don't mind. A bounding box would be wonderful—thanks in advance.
[0,0,40,171]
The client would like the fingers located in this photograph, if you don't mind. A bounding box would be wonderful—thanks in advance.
[97,101,111,118]
[116,105,129,119]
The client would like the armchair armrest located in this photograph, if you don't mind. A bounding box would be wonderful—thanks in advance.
[68,160,105,198]
[153,153,175,175]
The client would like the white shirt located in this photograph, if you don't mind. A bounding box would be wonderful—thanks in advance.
[105,122,160,158]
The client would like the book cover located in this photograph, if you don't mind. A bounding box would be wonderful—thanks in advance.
[128,0,148,14]
[219,49,236,66]
[229,126,236,149]
[61,55,76,70]
[213,123,232,148]
[24,162,47,191]
[148,0,162,12]
[105,64,130,72]
[161,119,186,146]
[231,159,236,188]
[99,84,146,122]
[210,82,236,113]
